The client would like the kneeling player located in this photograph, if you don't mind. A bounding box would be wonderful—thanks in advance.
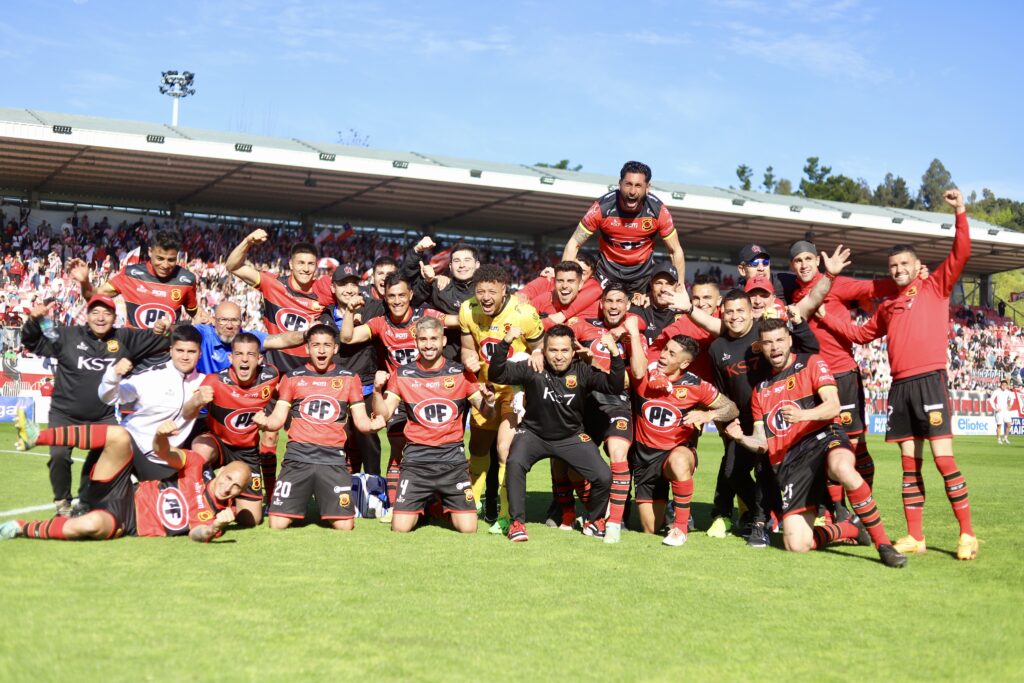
[727,319,906,568]
[626,320,738,546]
[372,316,493,533]
[256,324,385,531]
[191,332,280,527]
[2,420,248,543]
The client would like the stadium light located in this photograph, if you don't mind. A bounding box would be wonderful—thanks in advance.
[393,160,409,169]
[319,152,336,162]
[470,169,483,178]
[732,198,745,206]
[671,191,686,200]
[146,134,165,144]
[234,143,252,153]
[789,205,802,212]
[892,217,904,224]
[940,223,952,230]
[841,211,852,219]
[159,70,196,126]
[52,124,72,135]
[987,227,1000,236]
[540,176,556,185]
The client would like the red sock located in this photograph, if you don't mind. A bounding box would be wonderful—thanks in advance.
[854,442,875,489]
[670,479,693,533]
[826,479,844,506]
[21,517,69,540]
[846,481,891,548]
[812,520,858,549]
[607,461,631,525]
[36,425,108,449]
[259,444,277,503]
[572,477,591,506]
[901,455,925,540]
[386,456,401,505]
[934,456,973,536]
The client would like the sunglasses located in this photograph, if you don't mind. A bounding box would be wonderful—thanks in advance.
[746,257,770,267]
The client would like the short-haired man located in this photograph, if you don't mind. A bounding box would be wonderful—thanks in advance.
[191,300,305,375]
[990,380,1016,445]
[563,161,685,294]
[97,324,211,482]
[69,229,199,331]
[727,319,906,568]
[490,324,619,542]
[6,420,248,543]
[819,189,978,560]
[256,325,385,531]
[629,262,684,345]
[519,260,602,329]
[372,316,493,534]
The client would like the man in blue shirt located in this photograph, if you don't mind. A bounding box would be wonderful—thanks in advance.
[193,302,304,374]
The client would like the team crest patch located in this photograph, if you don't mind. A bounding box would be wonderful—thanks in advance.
[197,510,214,522]
[675,387,688,400]
[251,476,263,492]
[465,488,475,502]
[106,340,120,353]
[566,375,578,389]
[751,341,762,354]
[641,217,654,231]
[503,323,512,333]
[614,418,629,431]
[929,411,943,426]
[171,288,182,302]
[331,378,343,389]
[840,411,853,425]
[339,493,351,508]
[906,286,918,297]
[786,377,796,391]
[444,376,456,389]
[579,433,591,442]
[827,440,842,450]
[261,386,272,399]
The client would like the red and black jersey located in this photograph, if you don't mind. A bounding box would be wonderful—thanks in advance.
[570,314,647,373]
[523,277,602,330]
[134,454,230,537]
[257,273,322,361]
[278,364,362,459]
[579,190,675,268]
[385,360,479,447]
[202,365,280,449]
[648,314,717,382]
[751,353,839,467]
[632,371,719,451]
[365,306,446,372]
[108,263,198,330]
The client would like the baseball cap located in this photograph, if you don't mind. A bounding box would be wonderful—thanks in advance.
[331,263,361,283]
[650,262,678,283]
[789,240,817,260]
[743,276,774,295]
[737,244,771,264]
[86,295,116,311]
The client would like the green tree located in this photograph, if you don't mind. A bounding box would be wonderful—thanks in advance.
[917,158,955,211]
[536,159,582,171]
[735,164,753,190]
[775,178,793,195]
[798,156,832,198]
[873,173,913,208]
[762,166,776,193]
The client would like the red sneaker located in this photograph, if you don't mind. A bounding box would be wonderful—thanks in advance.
[508,520,529,542]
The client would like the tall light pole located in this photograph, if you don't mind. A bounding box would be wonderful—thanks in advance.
[159,71,195,126]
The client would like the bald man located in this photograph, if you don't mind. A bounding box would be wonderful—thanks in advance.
[189,301,306,374]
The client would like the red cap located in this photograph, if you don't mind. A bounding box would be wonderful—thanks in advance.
[86,295,116,311]
[743,277,774,295]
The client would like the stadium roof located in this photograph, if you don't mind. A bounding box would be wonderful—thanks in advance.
[1,108,1021,275]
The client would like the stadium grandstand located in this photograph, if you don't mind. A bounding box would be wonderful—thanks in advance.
[1,108,1022,413]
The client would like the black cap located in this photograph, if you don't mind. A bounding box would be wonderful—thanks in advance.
[789,240,817,260]
[737,244,771,264]
[650,262,678,283]
[331,263,361,283]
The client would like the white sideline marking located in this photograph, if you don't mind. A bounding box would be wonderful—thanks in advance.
[0,449,85,462]
[0,503,56,518]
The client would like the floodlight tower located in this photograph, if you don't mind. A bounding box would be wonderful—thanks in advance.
[159,71,196,126]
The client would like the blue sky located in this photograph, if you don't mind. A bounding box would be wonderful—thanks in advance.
[3,0,1022,200]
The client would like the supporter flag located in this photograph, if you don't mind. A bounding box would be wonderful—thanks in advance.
[318,257,339,272]
[315,228,334,246]
[124,246,142,266]
[338,223,355,242]
[1010,292,1024,302]
[430,248,452,273]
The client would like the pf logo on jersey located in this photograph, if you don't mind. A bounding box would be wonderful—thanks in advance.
[767,401,800,434]
[134,303,176,329]
[225,409,257,434]
[301,395,341,423]
[274,307,312,332]
[642,400,680,432]
[157,488,189,531]
[414,398,458,427]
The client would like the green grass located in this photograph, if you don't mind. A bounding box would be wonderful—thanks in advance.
[0,425,1021,682]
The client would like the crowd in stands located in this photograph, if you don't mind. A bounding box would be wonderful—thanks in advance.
[3,205,1022,394]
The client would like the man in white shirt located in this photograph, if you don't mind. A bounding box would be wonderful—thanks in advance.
[989,380,1016,445]
[99,325,212,480]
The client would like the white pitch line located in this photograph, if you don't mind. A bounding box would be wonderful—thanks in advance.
[0,503,56,518]
[0,449,84,462]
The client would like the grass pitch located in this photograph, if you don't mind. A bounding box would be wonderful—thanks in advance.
[0,425,1021,682]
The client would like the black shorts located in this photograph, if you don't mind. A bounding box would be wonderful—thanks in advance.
[130,435,179,482]
[204,434,262,501]
[885,370,954,443]
[583,399,633,445]
[81,456,136,538]
[834,370,867,437]
[775,426,850,518]
[394,458,475,515]
[632,443,670,503]
[596,257,652,296]
[268,460,355,521]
